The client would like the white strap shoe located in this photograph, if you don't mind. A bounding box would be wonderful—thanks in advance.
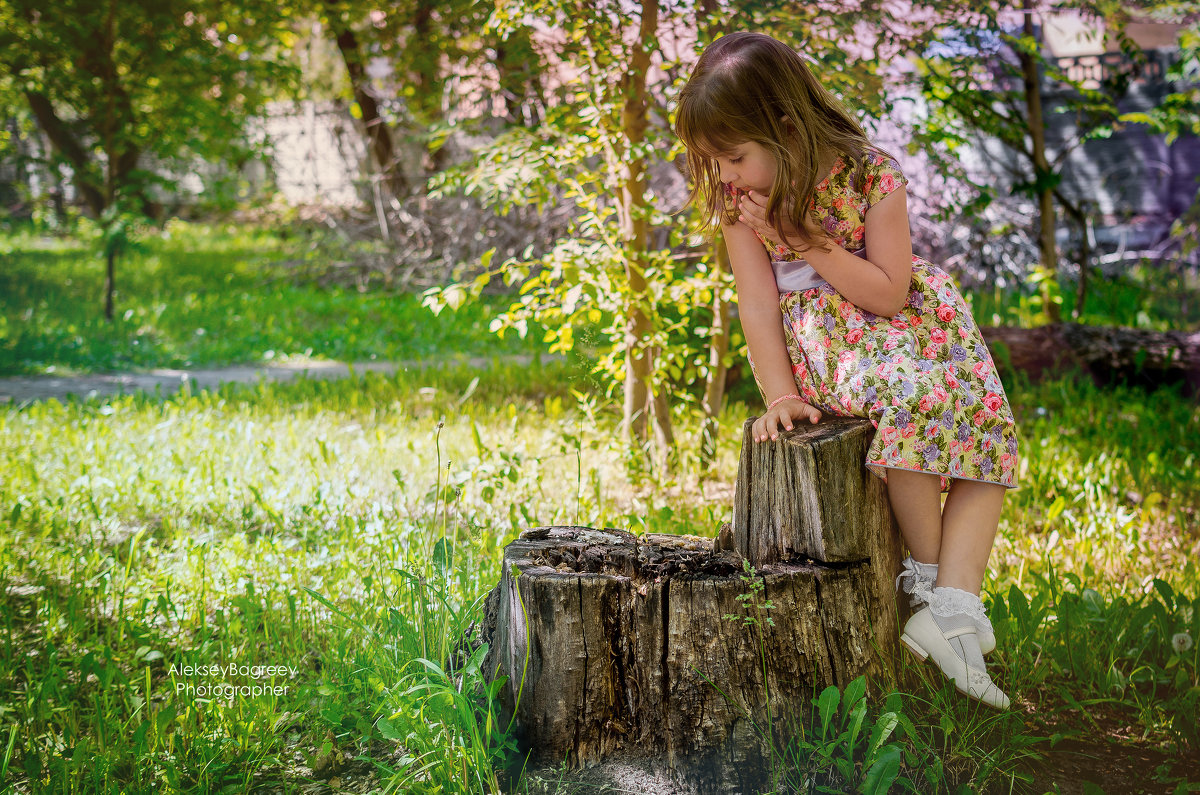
[900,604,1011,710]
[896,556,996,655]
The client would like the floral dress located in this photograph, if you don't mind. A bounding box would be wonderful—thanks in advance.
[734,152,1019,491]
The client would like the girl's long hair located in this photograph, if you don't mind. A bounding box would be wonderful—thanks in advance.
[675,32,894,250]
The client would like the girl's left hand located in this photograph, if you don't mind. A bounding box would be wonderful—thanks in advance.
[739,191,825,251]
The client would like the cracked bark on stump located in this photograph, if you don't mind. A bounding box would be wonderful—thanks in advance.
[480,417,901,794]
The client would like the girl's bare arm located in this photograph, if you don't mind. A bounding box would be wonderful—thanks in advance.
[722,218,801,403]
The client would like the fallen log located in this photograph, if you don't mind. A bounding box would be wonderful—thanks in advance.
[479,417,902,794]
[979,323,1200,394]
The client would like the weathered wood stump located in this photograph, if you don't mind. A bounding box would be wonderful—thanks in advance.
[480,417,902,794]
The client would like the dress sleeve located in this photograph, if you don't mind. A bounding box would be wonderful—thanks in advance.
[862,153,909,211]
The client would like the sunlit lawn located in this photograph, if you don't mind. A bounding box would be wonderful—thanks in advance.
[1,224,1198,793]
[0,221,545,376]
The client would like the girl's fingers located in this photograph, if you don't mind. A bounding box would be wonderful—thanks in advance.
[756,404,823,441]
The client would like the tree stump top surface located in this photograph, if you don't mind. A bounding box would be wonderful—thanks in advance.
[513,525,745,581]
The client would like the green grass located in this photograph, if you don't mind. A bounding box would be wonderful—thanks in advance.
[964,260,1200,332]
[2,363,1198,793]
[0,221,547,375]
[1,223,1199,793]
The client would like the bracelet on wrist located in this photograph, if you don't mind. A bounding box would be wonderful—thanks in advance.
[767,393,803,411]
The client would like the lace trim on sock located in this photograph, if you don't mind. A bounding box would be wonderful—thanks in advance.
[909,579,934,607]
[928,586,988,623]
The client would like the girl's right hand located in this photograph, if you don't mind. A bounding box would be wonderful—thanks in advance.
[753,399,822,443]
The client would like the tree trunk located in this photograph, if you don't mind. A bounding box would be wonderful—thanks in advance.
[326,8,407,199]
[23,90,107,218]
[104,247,116,321]
[699,236,732,472]
[732,418,900,569]
[480,418,902,793]
[619,0,673,455]
[1055,190,1093,321]
[1020,0,1061,323]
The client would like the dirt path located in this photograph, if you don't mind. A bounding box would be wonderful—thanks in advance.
[0,358,514,405]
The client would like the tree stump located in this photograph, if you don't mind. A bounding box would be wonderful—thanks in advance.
[480,417,902,794]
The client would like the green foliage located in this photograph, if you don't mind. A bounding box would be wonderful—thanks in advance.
[909,3,1200,325]
[424,0,723,438]
[773,681,946,794]
[0,0,299,212]
[722,558,777,629]
[992,573,1200,755]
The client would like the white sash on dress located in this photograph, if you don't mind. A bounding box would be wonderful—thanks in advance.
[770,247,869,294]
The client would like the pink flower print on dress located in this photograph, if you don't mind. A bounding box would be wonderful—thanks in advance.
[930,328,948,344]
[972,361,990,378]
[879,172,896,193]
[983,392,1004,413]
[845,328,864,344]
[936,305,957,323]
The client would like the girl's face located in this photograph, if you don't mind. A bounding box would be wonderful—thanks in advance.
[714,141,777,195]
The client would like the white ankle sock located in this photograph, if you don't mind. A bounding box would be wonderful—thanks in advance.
[928,586,987,669]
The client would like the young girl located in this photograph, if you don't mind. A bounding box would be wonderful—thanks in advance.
[675,32,1019,710]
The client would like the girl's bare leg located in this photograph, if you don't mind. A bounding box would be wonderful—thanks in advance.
[885,468,943,563]
[935,479,1007,594]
